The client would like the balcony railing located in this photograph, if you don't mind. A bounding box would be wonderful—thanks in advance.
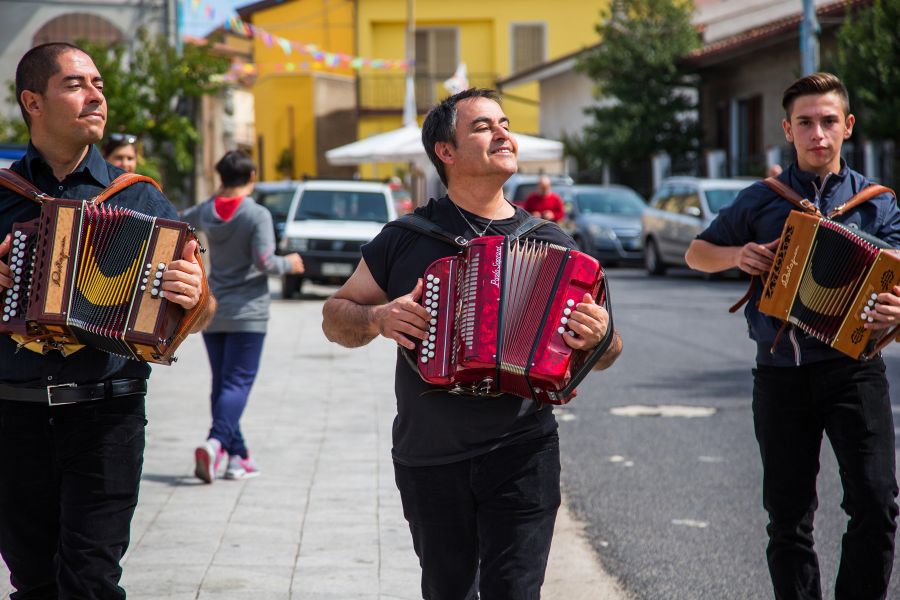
[358,73,499,112]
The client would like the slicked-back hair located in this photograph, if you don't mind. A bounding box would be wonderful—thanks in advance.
[216,150,256,188]
[782,72,850,119]
[16,42,86,128]
[422,88,502,186]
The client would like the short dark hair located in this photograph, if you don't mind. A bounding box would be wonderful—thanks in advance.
[215,150,256,187]
[421,88,501,186]
[16,42,85,128]
[782,72,850,119]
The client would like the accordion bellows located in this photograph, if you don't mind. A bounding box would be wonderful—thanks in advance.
[759,210,900,359]
[415,235,605,404]
[1,199,194,364]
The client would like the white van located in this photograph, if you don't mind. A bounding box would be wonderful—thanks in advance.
[278,180,397,297]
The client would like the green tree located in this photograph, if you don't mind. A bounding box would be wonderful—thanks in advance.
[0,29,229,202]
[577,0,701,194]
[835,0,900,184]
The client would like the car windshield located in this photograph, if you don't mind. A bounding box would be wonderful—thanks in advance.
[575,190,645,216]
[705,188,745,214]
[295,190,389,223]
[253,190,294,221]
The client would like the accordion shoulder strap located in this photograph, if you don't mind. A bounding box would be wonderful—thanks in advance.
[0,168,49,203]
[386,213,551,248]
[763,177,896,219]
[827,185,895,219]
[762,177,820,215]
[90,173,162,205]
[0,168,161,206]
[386,213,469,248]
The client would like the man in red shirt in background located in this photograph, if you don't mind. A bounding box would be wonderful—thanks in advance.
[523,175,565,222]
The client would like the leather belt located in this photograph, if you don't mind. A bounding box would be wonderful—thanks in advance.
[0,379,147,406]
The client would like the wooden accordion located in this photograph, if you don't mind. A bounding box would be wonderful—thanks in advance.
[1,199,199,364]
[758,210,900,359]
[414,235,611,404]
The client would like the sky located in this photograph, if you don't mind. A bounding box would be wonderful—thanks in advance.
[179,0,255,38]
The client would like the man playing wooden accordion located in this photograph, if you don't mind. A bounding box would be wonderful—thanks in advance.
[0,43,214,598]
[687,73,900,600]
[322,88,622,598]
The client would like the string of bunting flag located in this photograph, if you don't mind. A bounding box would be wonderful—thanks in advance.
[224,16,411,71]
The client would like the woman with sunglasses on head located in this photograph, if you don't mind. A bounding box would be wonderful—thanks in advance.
[102,132,138,173]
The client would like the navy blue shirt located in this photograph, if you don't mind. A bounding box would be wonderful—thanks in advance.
[697,161,900,366]
[0,143,178,386]
[362,196,578,466]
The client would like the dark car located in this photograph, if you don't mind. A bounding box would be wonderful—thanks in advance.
[568,185,646,266]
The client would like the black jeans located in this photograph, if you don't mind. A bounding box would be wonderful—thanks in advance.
[753,357,898,600]
[0,394,146,600]
[394,433,561,600]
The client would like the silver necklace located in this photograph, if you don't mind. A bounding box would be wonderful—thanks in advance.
[453,201,496,237]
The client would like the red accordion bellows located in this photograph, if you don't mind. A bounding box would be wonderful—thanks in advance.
[416,235,605,404]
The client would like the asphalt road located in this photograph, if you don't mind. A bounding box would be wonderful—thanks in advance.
[560,266,900,600]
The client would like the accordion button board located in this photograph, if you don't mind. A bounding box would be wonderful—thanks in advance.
[0,199,193,364]
[759,210,900,359]
[415,235,604,404]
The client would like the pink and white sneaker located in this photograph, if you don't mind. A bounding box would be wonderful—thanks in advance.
[224,455,261,480]
[194,439,226,484]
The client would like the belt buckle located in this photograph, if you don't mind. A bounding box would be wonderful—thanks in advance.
[47,382,77,406]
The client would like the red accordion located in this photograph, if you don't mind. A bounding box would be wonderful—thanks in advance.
[1,199,202,364]
[414,235,611,404]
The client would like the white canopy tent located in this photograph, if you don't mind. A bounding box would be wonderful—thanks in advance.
[325,125,565,201]
[325,125,564,166]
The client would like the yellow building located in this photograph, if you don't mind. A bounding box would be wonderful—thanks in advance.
[357,0,609,179]
[243,0,609,180]
[238,0,358,181]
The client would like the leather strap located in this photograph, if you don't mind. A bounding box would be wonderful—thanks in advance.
[762,177,896,219]
[0,168,161,206]
[0,378,147,405]
[386,213,469,248]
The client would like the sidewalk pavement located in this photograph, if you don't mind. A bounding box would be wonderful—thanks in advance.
[2,288,629,599]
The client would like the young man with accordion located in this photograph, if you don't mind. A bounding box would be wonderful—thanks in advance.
[0,43,214,598]
[322,88,622,597]
[686,72,900,599]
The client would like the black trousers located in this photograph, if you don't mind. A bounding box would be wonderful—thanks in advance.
[753,356,898,600]
[0,394,146,600]
[394,433,561,600]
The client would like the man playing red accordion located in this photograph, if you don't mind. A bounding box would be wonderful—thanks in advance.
[687,73,900,600]
[322,88,622,598]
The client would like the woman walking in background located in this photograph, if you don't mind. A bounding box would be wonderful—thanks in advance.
[181,150,304,482]
[101,132,139,173]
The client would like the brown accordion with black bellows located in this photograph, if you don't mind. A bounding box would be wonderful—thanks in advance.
[0,169,208,364]
[756,178,900,360]
[414,235,614,404]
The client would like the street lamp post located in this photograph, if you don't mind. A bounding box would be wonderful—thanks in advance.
[800,0,819,75]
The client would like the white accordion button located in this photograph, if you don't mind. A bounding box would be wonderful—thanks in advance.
[860,312,868,320]
[433,277,440,284]
[427,273,435,281]
[421,356,428,363]
[428,351,435,358]
[429,334,436,342]
[157,262,166,270]
[566,299,575,307]
[560,317,568,325]
[557,326,565,334]
[871,293,879,300]
[151,288,159,297]
[568,330,576,337]
[421,347,428,355]
[430,318,437,325]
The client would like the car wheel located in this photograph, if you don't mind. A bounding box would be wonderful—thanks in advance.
[645,239,667,276]
[282,274,304,299]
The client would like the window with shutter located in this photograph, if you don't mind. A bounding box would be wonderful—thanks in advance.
[414,28,459,106]
[511,23,545,73]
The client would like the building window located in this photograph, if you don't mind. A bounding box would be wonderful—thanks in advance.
[511,23,546,74]
[415,28,458,106]
[736,94,763,175]
[32,13,123,46]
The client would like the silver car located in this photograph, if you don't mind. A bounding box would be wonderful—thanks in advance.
[641,177,753,275]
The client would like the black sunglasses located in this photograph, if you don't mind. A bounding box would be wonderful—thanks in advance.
[109,133,137,144]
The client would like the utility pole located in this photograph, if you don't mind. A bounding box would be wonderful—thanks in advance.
[800,0,819,75]
[401,0,416,127]
[175,0,184,57]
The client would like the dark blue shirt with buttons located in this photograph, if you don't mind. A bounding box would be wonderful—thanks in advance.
[0,143,179,386]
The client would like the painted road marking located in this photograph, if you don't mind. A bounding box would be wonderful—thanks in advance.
[610,405,717,418]
[672,519,708,528]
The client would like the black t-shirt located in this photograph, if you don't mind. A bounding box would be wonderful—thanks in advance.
[362,196,577,466]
